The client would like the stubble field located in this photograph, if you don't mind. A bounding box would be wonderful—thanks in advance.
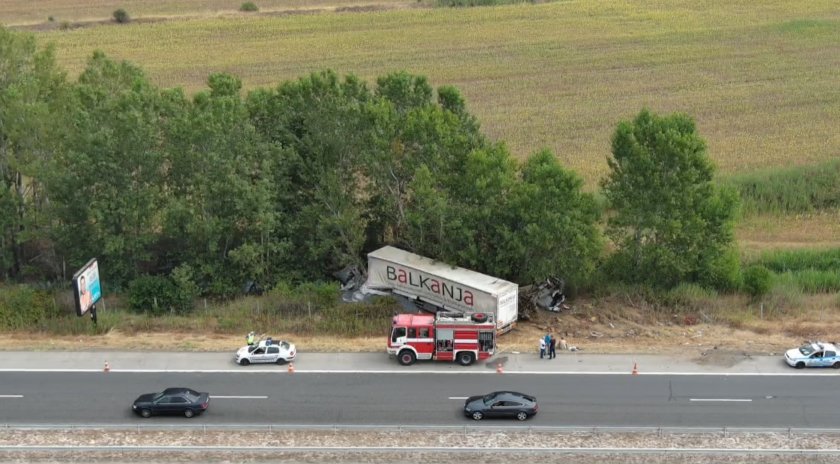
[2,0,837,186]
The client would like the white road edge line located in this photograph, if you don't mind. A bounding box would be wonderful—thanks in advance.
[448,397,468,400]
[0,395,23,398]
[0,368,838,376]
[210,396,268,399]
[689,398,752,402]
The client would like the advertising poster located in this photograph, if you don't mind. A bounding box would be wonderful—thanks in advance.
[72,259,102,317]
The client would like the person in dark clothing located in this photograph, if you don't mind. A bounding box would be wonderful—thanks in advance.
[549,335,557,359]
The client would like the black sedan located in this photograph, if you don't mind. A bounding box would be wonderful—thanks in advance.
[463,391,538,421]
[132,387,210,418]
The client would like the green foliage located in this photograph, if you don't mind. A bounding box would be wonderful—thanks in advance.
[601,109,740,290]
[662,283,718,312]
[239,2,259,12]
[750,247,840,273]
[723,159,840,216]
[0,27,68,281]
[0,285,61,330]
[112,9,130,23]
[44,51,172,287]
[128,274,193,315]
[742,265,773,297]
[761,275,804,314]
[504,149,603,287]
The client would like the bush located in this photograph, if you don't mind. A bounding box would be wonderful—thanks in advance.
[112,9,130,23]
[0,285,62,330]
[742,265,773,298]
[128,274,195,316]
[240,2,259,11]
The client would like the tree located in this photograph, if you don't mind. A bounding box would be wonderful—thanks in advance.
[0,27,68,280]
[162,73,280,295]
[44,52,172,287]
[247,70,372,279]
[506,149,602,287]
[600,109,739,289]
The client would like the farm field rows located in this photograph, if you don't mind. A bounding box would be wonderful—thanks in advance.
[3,0,837,186]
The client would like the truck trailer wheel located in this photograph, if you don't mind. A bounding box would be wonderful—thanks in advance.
[471,313,488,323]
[398,350,416,366]
[457,352,475,366]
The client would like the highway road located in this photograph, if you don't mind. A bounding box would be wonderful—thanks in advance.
[2,371,840,428]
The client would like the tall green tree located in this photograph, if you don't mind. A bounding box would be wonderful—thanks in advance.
[247,70,372,279]
[163,73,280,294]
[365,75,486,251]
[0,27,67,280]
[45,52,172,286]
[506,149,602,287]
[600,109,739,289]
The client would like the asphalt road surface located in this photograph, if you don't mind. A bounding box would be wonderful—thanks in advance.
[1,372,839,428]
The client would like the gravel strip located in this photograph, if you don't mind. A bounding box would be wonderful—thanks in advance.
[3,430,840,463]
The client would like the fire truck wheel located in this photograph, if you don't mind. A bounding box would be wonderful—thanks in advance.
[457,352,475,366]
[471,411,484,421]
[516,411,528,421]
[398,350,416,366]
[471,313,488,323]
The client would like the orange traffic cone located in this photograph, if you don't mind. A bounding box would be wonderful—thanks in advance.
[496,362,504,374]
[631,362,638,375]
[104,361,111,373]
[288,362,295,374]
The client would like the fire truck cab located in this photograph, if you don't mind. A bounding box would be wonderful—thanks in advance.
[387,312,496,366]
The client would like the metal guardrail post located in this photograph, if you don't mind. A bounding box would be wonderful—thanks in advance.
[723,426,727,438]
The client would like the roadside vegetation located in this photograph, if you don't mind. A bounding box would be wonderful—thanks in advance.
[0,1,838,345]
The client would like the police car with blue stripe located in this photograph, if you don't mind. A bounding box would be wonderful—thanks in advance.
[784,341,840,369]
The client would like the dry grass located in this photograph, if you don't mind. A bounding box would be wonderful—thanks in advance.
[736,209,840,257]
[2,0,834,187]
[4,292,837,356]
[0,0,412,26]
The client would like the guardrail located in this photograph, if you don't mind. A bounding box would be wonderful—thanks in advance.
[4,423,840,436]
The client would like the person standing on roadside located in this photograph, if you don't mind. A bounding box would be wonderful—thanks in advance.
[539,337,546,359]
[544,332,551,359]
[559,336,568,351]
[549,334,557,359]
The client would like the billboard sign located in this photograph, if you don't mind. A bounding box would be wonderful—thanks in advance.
[72,258,102,316]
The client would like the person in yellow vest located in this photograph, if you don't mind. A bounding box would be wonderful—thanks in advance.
[247,331,256,346]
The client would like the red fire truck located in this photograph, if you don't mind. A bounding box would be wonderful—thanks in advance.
[387,312,496,366]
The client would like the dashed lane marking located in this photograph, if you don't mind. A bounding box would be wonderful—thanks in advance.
[690,398,752,402]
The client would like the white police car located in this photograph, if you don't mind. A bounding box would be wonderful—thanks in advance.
[784,341,840,369]
[235,339,296,366]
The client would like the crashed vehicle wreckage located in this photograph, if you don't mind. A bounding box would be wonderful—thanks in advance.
[336,248,571,327]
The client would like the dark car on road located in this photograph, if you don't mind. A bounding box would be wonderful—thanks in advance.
[463,391,538,421]
[132,387,210,418]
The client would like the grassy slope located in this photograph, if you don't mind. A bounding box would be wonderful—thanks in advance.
[5,0,836,187]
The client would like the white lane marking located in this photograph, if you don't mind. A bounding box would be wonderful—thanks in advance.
[0,395,23,398]
[0,368,838,376]
[210,396,268,399]
[690,398,752,402]
[449,396,468,400]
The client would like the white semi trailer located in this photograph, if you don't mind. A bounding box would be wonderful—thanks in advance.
[365,246,518,334]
